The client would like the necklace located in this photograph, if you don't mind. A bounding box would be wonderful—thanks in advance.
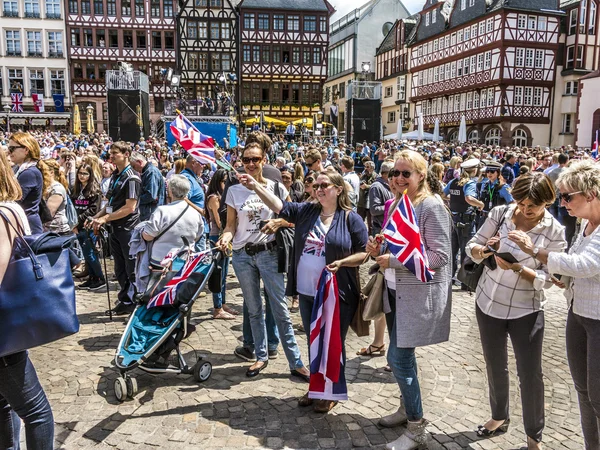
[320,211,335,218]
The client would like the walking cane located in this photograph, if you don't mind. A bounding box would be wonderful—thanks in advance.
[96,227,113,321]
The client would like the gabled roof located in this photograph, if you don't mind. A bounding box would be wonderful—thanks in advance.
[376,20,398,55]
[560,0,579,8]
[240,0,329,11]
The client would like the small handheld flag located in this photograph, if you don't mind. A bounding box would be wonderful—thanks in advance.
[170,112,216,165]
[383,191,435,282]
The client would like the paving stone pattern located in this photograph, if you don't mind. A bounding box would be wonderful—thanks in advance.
[30,264,584,449]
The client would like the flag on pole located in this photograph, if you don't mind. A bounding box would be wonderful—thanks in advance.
[308,269,347,401]
[170,113,216,165]
[11,93,23,112]
[53,94,65,112]
[592,130,599,160]
[383,192,435,282]
[32,94,45,112]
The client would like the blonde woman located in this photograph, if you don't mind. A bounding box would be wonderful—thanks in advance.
[40,159,72,234]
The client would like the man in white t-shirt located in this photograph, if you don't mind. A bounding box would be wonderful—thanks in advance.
[340,156,360,211]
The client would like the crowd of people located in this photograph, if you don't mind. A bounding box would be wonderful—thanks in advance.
[1,128,600,450]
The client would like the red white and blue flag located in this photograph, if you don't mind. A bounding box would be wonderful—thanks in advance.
[592,130,599,160]
[308,269,347,401]
[11,93,23,113]
[147,250,208,309]
[383,193,435,282]
[169,113,216,165]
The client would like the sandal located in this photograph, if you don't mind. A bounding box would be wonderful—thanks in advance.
[476,418,510,437]
[313,400,338,413]
[356,344,386,356]
[298,392,313,407]
[213,310,236,320]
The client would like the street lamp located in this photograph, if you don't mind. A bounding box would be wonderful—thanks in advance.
[3,104,11,134]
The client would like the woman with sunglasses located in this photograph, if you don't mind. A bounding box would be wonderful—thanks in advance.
[465,172,566,450]
[366,151,452,450]
[217,143,310,382]
[236,165,368,413]
[7,132,51,234]
[508,161,600,449]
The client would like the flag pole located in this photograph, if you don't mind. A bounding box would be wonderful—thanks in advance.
[363,189,407,264]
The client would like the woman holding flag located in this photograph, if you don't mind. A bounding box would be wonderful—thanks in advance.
[236,166,368,413]
[366,150,452,450]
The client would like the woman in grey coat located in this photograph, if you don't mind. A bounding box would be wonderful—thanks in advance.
[367,150,453,450]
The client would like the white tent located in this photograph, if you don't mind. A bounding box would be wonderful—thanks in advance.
[458,115,467,143]
[396,119,403,141]
[433,118,440,142]
[417,113,424,140]
[383,130,437,141]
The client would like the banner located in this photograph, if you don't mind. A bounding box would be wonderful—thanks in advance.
[11,93,23,113]
[53,94,65,113]
[32,94,45,113]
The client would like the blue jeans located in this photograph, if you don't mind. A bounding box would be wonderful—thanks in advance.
[231,247,303,369]
[0,351,54,450]
[242,294,280,352]
[209,235,230,309]
[385,289,423,421]
[195,234,207,253]
[77,230,104,281]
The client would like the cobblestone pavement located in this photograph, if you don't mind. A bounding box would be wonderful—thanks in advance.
[29,265,584,450]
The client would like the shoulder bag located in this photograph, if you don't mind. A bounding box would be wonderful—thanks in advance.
[457,205,509,292]
[274,181,295,274]
[362,266,385,321]
[0,208,79,357]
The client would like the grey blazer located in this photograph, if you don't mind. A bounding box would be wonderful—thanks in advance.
[382,195,453,348]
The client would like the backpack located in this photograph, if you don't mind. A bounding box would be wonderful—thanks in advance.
[65,196,78,230]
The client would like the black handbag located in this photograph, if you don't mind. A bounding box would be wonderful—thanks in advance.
[0,209,79,357]
[457,206,508,292]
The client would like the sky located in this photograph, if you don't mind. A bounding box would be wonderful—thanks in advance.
[330,0,423,22]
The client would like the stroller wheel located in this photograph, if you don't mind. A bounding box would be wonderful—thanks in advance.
[114,377,127,402]
[125,376,138,399]
[193,361,212,382]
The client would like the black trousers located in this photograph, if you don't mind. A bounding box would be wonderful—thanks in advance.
[109,227,136,304]
[476,304,545,442]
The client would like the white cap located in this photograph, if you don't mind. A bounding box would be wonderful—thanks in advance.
[461,158,481,169]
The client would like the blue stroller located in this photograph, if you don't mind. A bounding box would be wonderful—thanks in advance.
[113,247,222,402]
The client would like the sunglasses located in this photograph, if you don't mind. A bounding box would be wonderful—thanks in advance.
[306,159,317,166]
[486,169,499,173]
[560,191,583,203]
[241,156,262,164]
[8,145,22,153]
[78,172,90,176]
[314,182,332,191]
[305,177,314,183]
[389,169,413,178]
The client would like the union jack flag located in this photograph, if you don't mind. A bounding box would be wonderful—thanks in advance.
[308,269,347,401]
[147,250,209,309]
[383,194,435,283]
[11,93,23,113]
[169,113,216,165]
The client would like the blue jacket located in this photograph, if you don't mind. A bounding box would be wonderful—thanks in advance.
[280,201,368,304]
[138,163,165,221]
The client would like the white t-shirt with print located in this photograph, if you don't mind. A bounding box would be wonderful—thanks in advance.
[297,218,330,297]
[225,180,288,251]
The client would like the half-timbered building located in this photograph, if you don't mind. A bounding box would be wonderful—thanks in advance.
[238,0,333,124]
[409,0,562,147]
[176,0,239,117]
[65,0,177,131]
[375,16,417,137]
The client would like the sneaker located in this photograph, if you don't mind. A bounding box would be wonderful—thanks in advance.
[88,279,107,291]
[234,346,256,362]
[78,279,94,290]
[110,302,135,316]
[268,348,279,359]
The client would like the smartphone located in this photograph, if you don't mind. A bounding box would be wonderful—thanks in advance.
[486,245,497,253]
[495,252,518,264]
[550,274,562,283]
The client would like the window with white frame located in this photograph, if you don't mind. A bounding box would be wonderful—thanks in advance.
[451,33,456,45]
[470,55,476,73]
[455,95,460,111]
[5,30,21,55]
[445,63,450,80]
[590,1,597,34]
[514,86,523,104]
[533,87,542,106]
[481,90,487,106]
[30,69,45,94]
[458,30,463,42]
[474,91,480,108]
[469,0,475,6]
[485,51,491,69]
[524,86,533,105]
[433,39,438,51]
[569,9,577,35]
[432,10,436,23]
[448,95,454,113]
[463,57,470,74]
[519,14,528,28]
[477,53,484,71]
[576,44,584,68]
[525,49,534,67]
[27,31,43,56]
[425,11,430,26]
[487,88,494,106]
[8,69,23,93]
[442,97,448,113]
[461,0,466,10]
[397,76,406,101]
[451,62,456,78]
[515,48,524,66]
[460,93,466,110]
[486,18,493,33]
[434,66,439,82]
[48,32,63,55]
[445,35,450,47]
[566,45,575,69]
[580,0,587,33]
[513,128,528,146]
[457,59,463,76]
[562,113,573,133]
[467,92,473,109]
[464,26,470,40]
[46,0,61,17]
[528,16,537,30]
[565,81,578,95]
[538,16,547,31]
[3,0,18,15]
[439,66,444,81]
[485,128,501,145]
[479,21,485,36]
[388,111,396,123]
[25,0,40,17]
[468,129,479,143]
[471,24,477,38]
[385,86,393,97]
[50,70,65,94]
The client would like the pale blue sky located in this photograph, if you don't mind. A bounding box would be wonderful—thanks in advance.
[330,0,423,21]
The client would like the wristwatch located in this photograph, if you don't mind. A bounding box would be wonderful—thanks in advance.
[512,264,525,274]
[532,247,540,258]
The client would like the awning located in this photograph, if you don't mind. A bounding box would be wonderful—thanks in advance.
[31,118,47,125]
[292,118,332,128]
[53,118,69,125]
[11,118,26,125]
[244,115,288,126]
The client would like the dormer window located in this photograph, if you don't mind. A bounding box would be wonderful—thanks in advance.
[469,0,475,6]
[432,10,436,23]
[425,11,430,26]
[461,0,466,10]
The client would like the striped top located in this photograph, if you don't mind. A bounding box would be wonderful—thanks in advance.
[466,204,567,320]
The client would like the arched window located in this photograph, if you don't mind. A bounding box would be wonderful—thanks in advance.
[485,128,501,146]
[468,129,479,143]
[448,130,458,142]
[512,128,528,147]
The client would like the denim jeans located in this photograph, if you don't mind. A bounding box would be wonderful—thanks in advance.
[0,351,54,450]
[242,294,280,352]
[385,289,423,421]
[209,235,230,309]
[77,230,105,281]
[195,234,207,253]
[231,247,303,369]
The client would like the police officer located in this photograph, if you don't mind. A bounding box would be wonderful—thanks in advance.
[476,161,514,229]
[443,158,485,288]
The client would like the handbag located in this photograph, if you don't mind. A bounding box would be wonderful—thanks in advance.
[362,267,385,321]
[0,209,79,357]
[457,205,509,292]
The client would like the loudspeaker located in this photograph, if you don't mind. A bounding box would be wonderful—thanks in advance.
[345,98,381,147]
[107,90,150,143]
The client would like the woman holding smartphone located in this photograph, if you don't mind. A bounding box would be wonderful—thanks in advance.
[465,172,566,450]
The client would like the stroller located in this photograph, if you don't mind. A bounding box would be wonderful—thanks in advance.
[113,246,222,402]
